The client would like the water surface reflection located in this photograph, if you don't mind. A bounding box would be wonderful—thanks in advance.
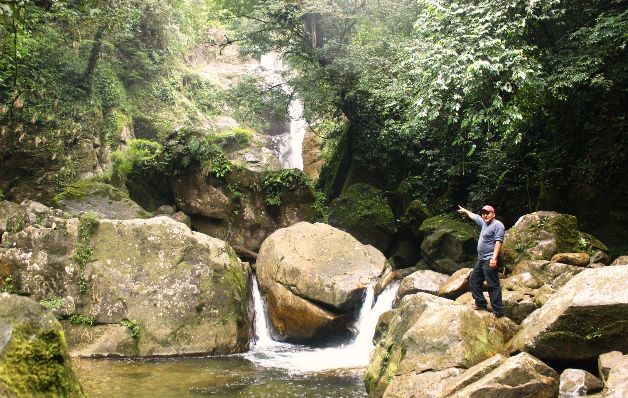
[74,356,368,398]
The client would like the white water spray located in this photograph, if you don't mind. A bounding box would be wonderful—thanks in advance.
[245,278,400,373]
[258,52,306,170]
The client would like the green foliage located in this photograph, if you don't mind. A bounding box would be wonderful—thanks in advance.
[0,276,16,294]
[78,212,100,241]
[261,168,311,206]
[68,314,95,326]
[225,76,290,132]
[5,212,26,233]
[121,319,140,340]
[162,128,233,178]
[111,139,163,186]
[73,212,99,294]
[39,297,65,311]
[208,127,254,149]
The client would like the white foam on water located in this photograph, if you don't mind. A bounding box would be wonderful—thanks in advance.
[245,277,400,373]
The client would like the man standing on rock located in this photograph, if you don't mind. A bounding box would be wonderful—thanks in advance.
[457,204,505,317]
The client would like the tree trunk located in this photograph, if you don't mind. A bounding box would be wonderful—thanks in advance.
[83,25,106,97]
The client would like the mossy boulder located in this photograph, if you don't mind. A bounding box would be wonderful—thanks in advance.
[508,265,628,362]
[502,211,607,270]
[51,180,150,220]
[365,293,510,398]
[0,293,85,397]
[0,203,254,357]
[399,200,432,238]
[419,216,478,274]
[327,183,396,253]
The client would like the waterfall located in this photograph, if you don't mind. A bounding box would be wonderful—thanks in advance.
[250,275,276,347]
[245,277,400,373]
[258,52,306,170]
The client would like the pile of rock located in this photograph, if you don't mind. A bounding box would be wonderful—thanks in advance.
[364,211,627,397]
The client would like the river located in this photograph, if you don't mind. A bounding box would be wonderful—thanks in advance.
[73,279,399,397]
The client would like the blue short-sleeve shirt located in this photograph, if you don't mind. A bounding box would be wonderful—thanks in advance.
[473,214,505,261]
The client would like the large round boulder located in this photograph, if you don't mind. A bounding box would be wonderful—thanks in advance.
[0,293,85,397]
[256,222,387,343]
[327,183,396,253]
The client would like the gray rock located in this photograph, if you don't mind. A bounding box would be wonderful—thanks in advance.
[419,216,477,274]
[170,211,191,227]
[551,252,590,267]
[256,222,386,343]
[438,268,472,300]
[610,256,628,266]
[383,368,463,398]
[0,293,85,397]
[396,269,449,302]
[603,354,628,397]
[365,293,510,398]
[507,260,585,291]
[52,181,149,220]
[154,205,176,216]
[171,168,315,253]
[1,215,254,357]
[456,289,538,324]
[0,201,25,239]
[599,351,625,382]
[590,250,611,265]
[446,352,558,398]
[502,211,607,270]
[559,368,604,396]
[439,354,507,397]
[508,266,628,362]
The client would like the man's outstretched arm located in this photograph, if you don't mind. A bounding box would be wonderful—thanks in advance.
[457,205,477,220]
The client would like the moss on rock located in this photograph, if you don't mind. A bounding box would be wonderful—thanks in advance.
[327,183,396,253]
[0,293,85,397]
[502,211,608,268]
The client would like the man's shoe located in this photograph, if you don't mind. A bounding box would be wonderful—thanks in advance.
[473,305,489,312]
[494,312,505,318]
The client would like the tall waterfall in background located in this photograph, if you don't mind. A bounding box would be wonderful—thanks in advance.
[245,277,400,373]
[258,52,306,170]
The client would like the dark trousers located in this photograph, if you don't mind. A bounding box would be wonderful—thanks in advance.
[469,259,504,315]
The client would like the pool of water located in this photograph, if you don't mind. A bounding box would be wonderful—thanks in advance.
[73,356,368,398]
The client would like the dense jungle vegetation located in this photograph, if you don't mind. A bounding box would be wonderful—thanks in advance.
[1,0,626,252]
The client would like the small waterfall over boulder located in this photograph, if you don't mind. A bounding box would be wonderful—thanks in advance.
[247,276,400,373]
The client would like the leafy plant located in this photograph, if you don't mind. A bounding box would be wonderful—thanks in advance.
[68,314,95,326]
[40,297,65,311]
[261,169,311,206]
[111,139,163,186]
[121,319,140,340]
[73,212,100,294]
[162,128,233,178]
[0,276,16,294]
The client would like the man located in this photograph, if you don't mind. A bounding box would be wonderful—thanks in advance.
[457,204,505,317]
